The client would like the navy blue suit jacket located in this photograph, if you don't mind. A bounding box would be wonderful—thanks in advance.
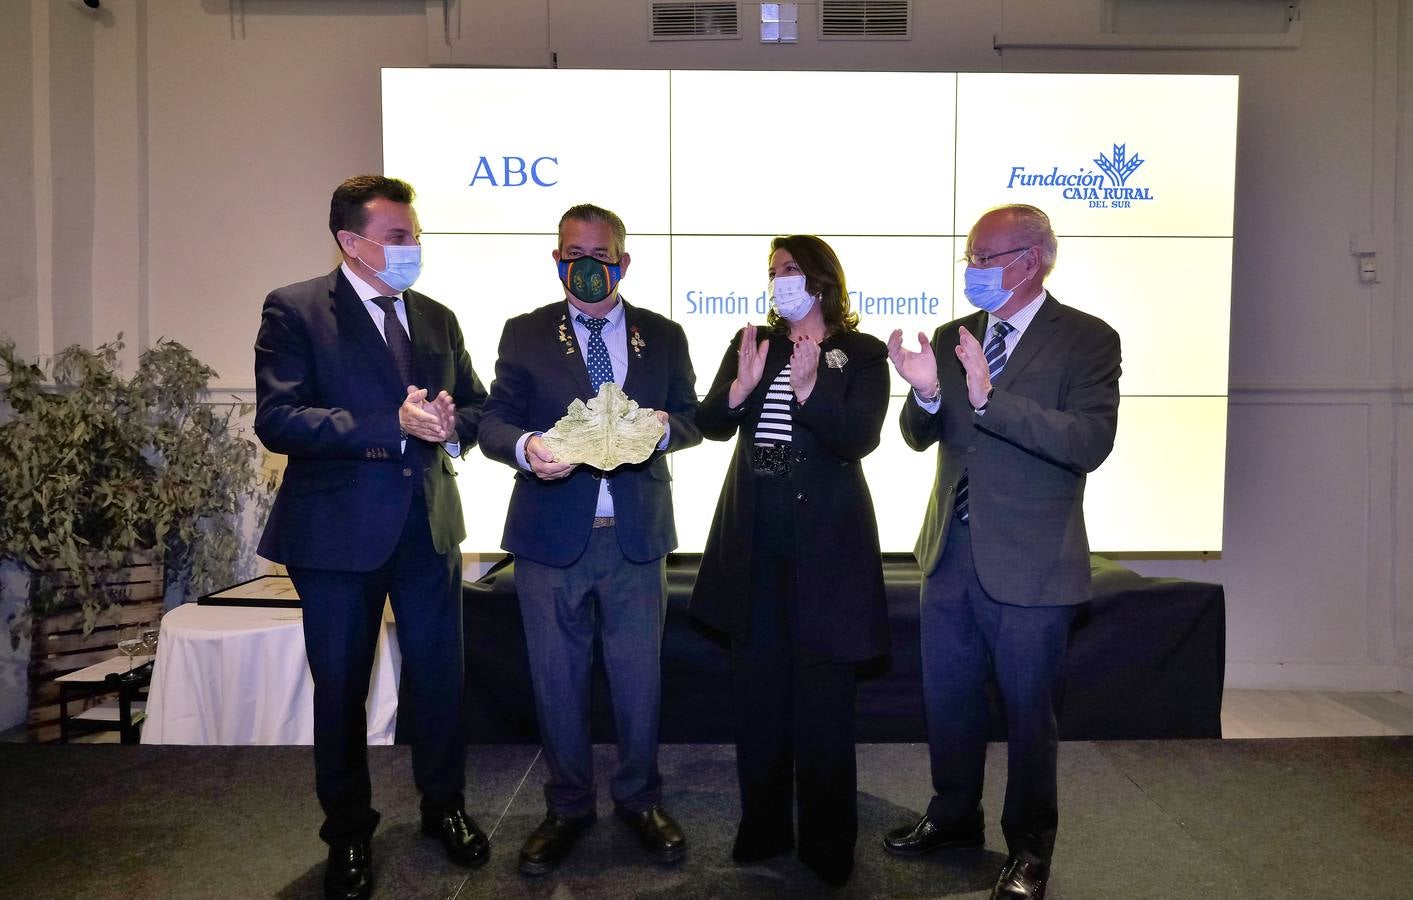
[478,299,701,568]
[254,268,487,570]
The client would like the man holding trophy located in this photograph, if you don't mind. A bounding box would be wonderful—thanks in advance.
[479,203,702,876]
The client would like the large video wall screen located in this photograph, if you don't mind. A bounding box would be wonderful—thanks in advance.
[383,69,1237,554]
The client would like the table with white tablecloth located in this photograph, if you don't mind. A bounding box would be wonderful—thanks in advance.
[141,602,400,745]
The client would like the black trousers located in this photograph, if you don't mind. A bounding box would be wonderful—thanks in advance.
[732,476,858,874]
[289,491,466,844]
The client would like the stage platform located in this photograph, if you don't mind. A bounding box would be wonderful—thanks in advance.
[1,737,1408,898]
[462,554,1226,744]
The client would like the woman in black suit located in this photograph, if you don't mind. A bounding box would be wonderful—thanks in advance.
[691,235,890,886]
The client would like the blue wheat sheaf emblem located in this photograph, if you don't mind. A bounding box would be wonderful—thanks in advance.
[1094,144,1144,187]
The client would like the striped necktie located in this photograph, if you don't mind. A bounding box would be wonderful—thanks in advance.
[955,321,1016,524]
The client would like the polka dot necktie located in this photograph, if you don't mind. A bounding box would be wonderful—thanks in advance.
[371,296,414,388]
[577,314,614,393]
[955,321,1016,524]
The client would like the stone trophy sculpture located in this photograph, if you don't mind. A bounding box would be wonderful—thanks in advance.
[540,382,666,470]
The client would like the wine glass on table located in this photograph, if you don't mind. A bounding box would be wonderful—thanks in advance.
[139,619,160,663]
[116,627,145,677]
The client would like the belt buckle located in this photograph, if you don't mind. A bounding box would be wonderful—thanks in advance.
[751,445,792,477]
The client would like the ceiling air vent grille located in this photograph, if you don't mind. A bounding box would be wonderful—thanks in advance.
[649,2,741,41]
[820,0,911,40]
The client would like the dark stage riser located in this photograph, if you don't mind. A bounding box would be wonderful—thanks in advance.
[442,554,1225,745]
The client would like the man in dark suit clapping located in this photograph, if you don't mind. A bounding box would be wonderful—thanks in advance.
[254,175,489,900]
[884,204,1122,900]
[479,203,701,876]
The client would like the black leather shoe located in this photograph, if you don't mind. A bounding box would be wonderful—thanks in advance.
[882,813,984,856]
[324,839,372,900]
[991,857,1049,899]
[421,807,489,868]
[518,812,595,875]
[615,803,686,863]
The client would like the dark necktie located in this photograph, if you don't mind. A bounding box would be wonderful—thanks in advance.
[371,296,414,388]
[955,321,1016,524]
[577,314,614,393]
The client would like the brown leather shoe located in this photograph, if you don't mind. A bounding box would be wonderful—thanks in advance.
[882,813,984,856]
[615,803,686,863]
[421,807,489,868]
[991,857,1049,899]
[518,812,595,875]
[323,839,372,900]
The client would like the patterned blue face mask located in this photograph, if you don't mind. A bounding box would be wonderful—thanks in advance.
[354,235,422,292]
[963,248,1033,313]
[558,257,622,304]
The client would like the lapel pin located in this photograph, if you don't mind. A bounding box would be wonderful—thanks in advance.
[557,315,576,355]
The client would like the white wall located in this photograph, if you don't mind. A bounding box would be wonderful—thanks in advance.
[4,0,1410,694]
[0,0,39,359]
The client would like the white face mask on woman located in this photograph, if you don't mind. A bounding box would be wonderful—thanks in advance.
[769,274,816,321]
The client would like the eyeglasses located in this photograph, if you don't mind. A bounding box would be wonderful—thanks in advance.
[963,246,1030,267]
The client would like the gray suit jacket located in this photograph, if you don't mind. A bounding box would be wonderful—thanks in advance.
[901,292,1121,606]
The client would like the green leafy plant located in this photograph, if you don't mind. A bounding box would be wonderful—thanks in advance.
[0,335,275,635]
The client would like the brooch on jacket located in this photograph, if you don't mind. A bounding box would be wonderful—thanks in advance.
[558,314,575,355]
[629,325,646,358]
[825,348,848,370]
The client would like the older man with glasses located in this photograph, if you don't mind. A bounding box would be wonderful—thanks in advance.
[884,204,1122,900]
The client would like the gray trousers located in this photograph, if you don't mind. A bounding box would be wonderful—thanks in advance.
[515,525,668,818]
[921,520,1075,865]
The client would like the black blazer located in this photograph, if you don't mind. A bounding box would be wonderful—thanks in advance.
[254,268,487,570]
[901,292,1121,605]
[690,328,890,664]
[478,299,701,568]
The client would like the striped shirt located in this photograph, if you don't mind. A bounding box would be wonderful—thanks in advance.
[753,365,794,446]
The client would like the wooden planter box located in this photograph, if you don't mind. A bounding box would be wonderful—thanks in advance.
[26,552,165,743]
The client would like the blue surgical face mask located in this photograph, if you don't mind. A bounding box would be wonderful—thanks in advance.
[354,235,422,292]
[769,274,816,322]
[963,249,1033,313]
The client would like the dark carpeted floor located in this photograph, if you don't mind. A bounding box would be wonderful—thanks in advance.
[0,737,1409,898]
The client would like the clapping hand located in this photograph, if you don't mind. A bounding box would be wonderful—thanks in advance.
[954,327,991,409]
[789,336,819,403]
[429,390,457,441]
[887,329,938,397]
[727,323,769,409]
[400,386,454,442]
